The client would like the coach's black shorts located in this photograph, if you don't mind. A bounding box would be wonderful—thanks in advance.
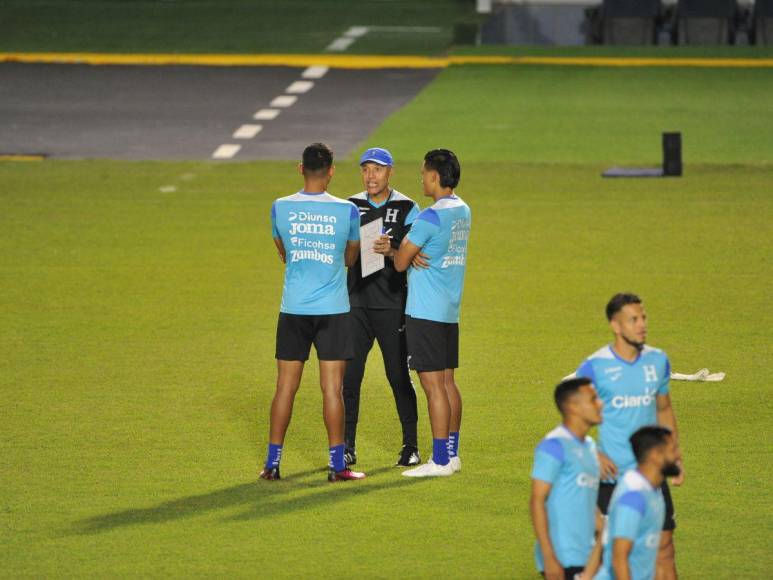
[275,312,353,361]
[598,480,676,531]
[405,316,458,372]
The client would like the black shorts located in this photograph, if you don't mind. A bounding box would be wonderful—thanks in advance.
[540,567,583,580]
[598,480,676,531]
[275,312,353,361]
[405,315,459,372]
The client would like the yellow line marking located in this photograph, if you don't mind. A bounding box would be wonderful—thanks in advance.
[0,154,45,161]
[2,52,773,69]
[0,52,446,69]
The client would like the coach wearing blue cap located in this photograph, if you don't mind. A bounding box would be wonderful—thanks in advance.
[343,147,423,467]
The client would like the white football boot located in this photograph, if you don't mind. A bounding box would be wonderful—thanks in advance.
[449,456,461,473]
[402,459,454,478]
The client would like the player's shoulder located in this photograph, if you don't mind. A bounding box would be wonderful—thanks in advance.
[432,194,467,211]
[415,207,441,226]
[619,469,652,492]
[640,344,669,362]
[617,489,648,515]
[583,344,615,365]
[388,188,418,206]
[536,425,575,459]
[349,191,369,203]
[274,191,304,203]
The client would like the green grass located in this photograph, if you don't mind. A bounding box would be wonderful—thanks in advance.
[0,0,475,55]
[452,45,773,58]
[2,156,771,577]
[2,61,773,577]
[366,64,773,165]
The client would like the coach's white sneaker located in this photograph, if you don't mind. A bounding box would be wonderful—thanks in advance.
[402,459,454,478]
[449,456,461,473]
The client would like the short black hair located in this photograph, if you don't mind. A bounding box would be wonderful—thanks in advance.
[424,149,460,189]
[630,425,672,463]
[302,142,333,175]
[554,377,592,414]
[606,292,642,321]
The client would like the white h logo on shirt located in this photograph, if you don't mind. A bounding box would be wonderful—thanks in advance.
[643,365,658,383]
[385,208,399,223]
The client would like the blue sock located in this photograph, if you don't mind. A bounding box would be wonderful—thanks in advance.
[433,438,449,466]
[448,432,460,458]
[265,443,283,468]
[329,444,346,472]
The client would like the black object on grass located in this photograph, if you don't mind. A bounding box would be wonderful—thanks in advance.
[602,131,682,178]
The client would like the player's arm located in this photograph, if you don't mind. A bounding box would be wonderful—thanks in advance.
[344,203,361,267]
[611,538,633,580]
[270,202,286,263]
[393,237,423,273]
[657,393,684,485]
[530,480,564,580]
[581,509,605,579]
[273,237,286,263]
[345,240,360,267]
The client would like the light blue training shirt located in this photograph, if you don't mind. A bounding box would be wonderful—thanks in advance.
[576,345,671,476]
[271,191,360,315]
[531,425,601,570]
[405,194,471,323]
[595,469,665,580]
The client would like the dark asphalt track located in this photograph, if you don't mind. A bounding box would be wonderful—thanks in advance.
[0,63,437,160]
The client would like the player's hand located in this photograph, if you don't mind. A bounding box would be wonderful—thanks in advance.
[671,457,685,486]
[598,452,618,480]
[543,555,564,580]
[373,234,393,257]
[411,251,429,269]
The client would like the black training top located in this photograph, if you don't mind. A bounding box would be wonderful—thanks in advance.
[347,189,420,310]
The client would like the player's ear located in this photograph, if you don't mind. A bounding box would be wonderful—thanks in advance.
[328,165,336,178]
[298,163,304,175]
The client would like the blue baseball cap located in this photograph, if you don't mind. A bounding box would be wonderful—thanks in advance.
[359,147,393,167]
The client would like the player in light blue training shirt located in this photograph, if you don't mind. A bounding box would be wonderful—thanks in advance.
[384,149,471,478]
[595,426,680,580]
[260,143,365,484]
[271,187,360,315]
[530,377,602,580]
[576,293,683,579]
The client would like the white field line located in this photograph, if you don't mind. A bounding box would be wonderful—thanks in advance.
[233,124,263,139]
[324,24,441,52]
[285,80,314,94]
[326,37,356,51]
[270,95,298,108]
[212,144,241,159]
[254,108,280,120]
[302,65,329,79]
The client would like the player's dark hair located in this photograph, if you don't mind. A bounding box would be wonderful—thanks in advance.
[302,142,333,176]
[554,377,592,414]
[630,425,673,463]
[424,149,460,189]
[606,292,642,321]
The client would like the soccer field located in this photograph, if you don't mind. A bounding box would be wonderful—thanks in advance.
[2,62,773,577]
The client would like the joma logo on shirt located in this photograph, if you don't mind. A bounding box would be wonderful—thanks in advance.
[289,222,335,235]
